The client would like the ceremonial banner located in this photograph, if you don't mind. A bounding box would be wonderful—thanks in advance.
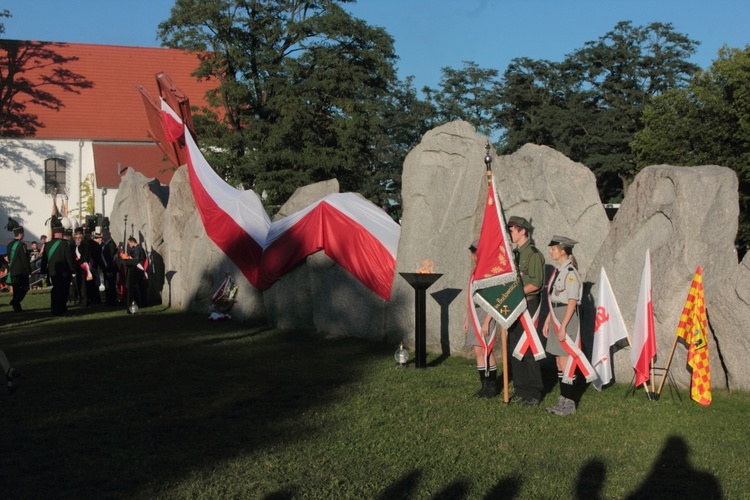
[591,267,629,390]
[471,177,522,327]
[675,267,712,406]
[630,249,656,388]
[470,177,543,360]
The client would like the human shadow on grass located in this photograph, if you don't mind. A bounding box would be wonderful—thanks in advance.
[625,435,722,499]
[575,458,606,499]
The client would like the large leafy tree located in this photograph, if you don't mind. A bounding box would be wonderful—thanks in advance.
[422,61,501,138]
[633,46,750,256]
[494,21,700,202]
[158,0,429,210]
[0,39,93,137]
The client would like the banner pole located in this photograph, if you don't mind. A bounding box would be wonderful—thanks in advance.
[501,326,509,403]
[656,335,679,396]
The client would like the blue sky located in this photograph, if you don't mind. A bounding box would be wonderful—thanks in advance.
[4,0,750,92]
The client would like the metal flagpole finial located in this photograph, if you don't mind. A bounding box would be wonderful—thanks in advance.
[484,142,493,186]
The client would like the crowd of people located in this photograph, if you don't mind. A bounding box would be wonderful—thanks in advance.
[3,220,150,316]
[465,215,583,417]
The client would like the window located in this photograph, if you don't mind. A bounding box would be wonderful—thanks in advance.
[44,158,66,195]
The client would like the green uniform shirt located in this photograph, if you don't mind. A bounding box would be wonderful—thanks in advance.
[515,240,544,296]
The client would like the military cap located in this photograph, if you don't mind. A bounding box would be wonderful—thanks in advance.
[548,235,578,248]
[52,226,64,235]
[12,226,24,236]
[507,216,532,231]
[64,228,73,237]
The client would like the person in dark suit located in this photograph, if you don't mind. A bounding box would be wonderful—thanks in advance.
[40,226,75,315]
[88,231,103,305]
[99,230,119,306]
[72,228,93,306]
[122,236,148,311]
[6,224,32,312]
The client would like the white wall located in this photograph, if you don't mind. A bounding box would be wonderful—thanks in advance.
[0,138,116,245]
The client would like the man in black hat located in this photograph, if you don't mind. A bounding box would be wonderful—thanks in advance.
[40,226,75,315]
[99,230,119,306]
[6,224,32,312]
[506,215,545,406]
[123,236,148,311]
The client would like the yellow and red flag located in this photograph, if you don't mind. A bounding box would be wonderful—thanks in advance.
[675,266,711,406]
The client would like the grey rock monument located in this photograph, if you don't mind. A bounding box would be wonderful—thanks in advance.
[588,165,742,390]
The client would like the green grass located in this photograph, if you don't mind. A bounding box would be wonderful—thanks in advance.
[0,291,747,499]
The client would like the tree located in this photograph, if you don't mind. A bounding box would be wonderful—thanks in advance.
[159,0,428,210]
[633,45,750,256]
[494,22,700,202]
[0,40,93,137]
[0,9,9,35]
[423,61,501,138]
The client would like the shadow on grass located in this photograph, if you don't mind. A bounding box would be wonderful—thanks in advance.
[0,296,390,498]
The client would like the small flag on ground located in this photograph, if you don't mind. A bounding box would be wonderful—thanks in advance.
[675,266,712,406]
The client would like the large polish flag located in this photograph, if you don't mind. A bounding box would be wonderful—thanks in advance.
[160,98,400,300]
[630,250,656,387]
[591,267,629,390]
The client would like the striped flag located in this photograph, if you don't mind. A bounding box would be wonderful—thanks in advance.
[630,249,656,388]
[675,267,712,406]
[160,100,400,300]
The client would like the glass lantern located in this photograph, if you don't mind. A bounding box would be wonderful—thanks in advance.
[394,343,409,366]
[128,301,139,314]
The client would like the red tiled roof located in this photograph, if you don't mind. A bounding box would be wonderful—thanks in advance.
[93,143,175,188]
[12,41,218,141]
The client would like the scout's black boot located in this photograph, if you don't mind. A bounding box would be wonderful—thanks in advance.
[483,369,499,398]
[474,370,490,398]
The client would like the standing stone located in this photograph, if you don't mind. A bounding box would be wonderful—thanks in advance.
[391,122,610,356]
[587,165,743,389]
[161,166,265,320]
[388,121,489,354]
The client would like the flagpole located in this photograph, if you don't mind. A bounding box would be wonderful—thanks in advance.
[484,142,509,403]
[656,335,679,396]
[650,358,655,395]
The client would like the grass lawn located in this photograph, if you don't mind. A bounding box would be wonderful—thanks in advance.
[0,291,746,499]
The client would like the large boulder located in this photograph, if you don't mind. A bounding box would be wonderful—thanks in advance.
[389,121,610,355]
[161,166,265,321]
[273,179,340,221]
[109,168,169,305]
[587,165,744,389]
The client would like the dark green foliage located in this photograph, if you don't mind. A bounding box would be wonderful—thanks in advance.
[159,0,431,212]
[423,61,501,138]
[494,21,700,203]
[634,46,750,256]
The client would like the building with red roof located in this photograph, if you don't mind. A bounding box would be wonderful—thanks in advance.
[0,40,218,243]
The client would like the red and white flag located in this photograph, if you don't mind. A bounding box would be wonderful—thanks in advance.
[160,100,400,300]
[630,250,656,388]
[592,267,629,390]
